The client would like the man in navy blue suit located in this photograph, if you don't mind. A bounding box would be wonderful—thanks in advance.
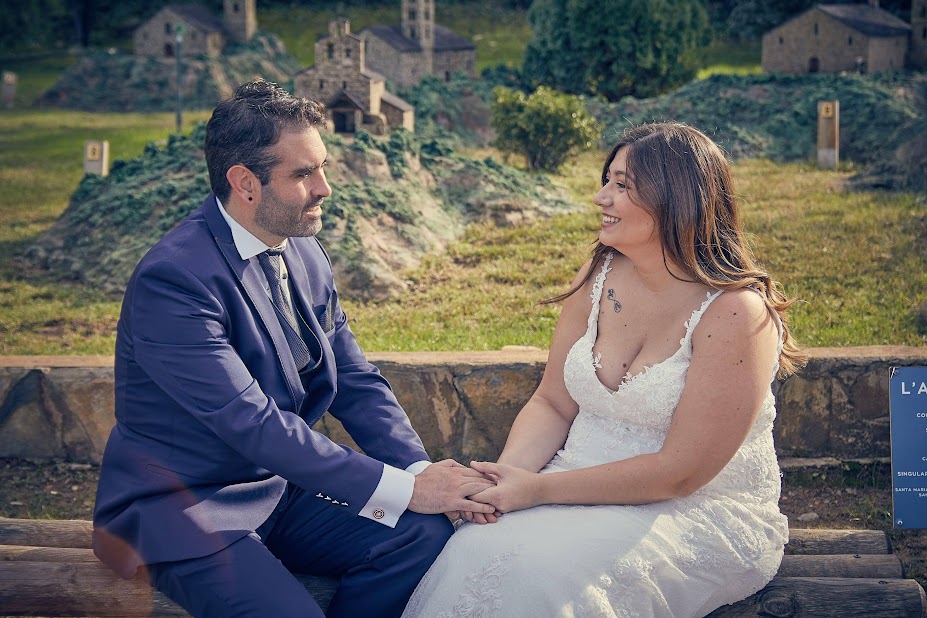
[92,79,496,617]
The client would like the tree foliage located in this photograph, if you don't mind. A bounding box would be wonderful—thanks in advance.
[490,85,599,171]
[522,0,711,100]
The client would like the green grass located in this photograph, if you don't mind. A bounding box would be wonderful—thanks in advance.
[261,1,529,72]
[1,121,925,354]
[697,41,762,79]
[0,108,210,354]
[340,153,927,351]
[0,54,77,107]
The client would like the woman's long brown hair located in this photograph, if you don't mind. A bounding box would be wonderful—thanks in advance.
[546,123,806,377]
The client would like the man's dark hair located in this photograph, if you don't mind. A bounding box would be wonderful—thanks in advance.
[205,79,326,201]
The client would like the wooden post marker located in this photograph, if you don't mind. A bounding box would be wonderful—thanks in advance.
[1,71,16,109]
[817,100,839,170]
[83,140,110,177]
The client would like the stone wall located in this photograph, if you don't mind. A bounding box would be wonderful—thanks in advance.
[1,346,925,464]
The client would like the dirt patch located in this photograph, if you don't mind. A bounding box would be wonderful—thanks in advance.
[1,458,924,590]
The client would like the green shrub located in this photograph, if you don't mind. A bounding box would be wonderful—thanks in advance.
[490,86,599,171]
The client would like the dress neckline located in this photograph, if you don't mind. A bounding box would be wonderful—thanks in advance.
[585,252,722,396]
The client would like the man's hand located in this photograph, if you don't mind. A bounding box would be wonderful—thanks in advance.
[408,459,497,515]
[467,461,544,514]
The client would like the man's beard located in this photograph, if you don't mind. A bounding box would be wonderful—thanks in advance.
[255,189,323,239]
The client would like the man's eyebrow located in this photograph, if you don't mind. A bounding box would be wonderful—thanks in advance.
[291,159,327,176]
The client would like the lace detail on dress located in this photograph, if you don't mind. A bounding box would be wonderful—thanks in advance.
[433,548,521,618]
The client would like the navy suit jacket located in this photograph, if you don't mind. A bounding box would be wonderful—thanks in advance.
[93,195,429,579]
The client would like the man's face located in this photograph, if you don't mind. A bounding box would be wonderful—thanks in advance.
[254,128,332,241]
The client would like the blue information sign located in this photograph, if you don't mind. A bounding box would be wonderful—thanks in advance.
[890,366,927,529]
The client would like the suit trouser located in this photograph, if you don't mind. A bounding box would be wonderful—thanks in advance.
[147,483,454,618]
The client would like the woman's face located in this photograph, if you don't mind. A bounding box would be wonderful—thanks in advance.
[594,147,657,252]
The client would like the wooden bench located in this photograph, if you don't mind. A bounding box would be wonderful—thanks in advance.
[0,518,924,617]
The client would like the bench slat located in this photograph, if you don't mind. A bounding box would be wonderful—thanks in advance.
[1,561,923,617]
[0,518,92,549]
[0,560,338,617]
[0,519,895,556]
[707,576,927,617]
[785,528,890,555]
[777,553,903,578]
[0,544,905,580]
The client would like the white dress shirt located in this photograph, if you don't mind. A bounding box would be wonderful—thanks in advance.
[216,197,429,527]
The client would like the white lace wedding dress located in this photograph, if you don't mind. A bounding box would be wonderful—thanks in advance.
[402,254,789,618]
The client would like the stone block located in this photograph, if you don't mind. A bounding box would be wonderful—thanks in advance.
[774,374,831,456]
[380,362,466,460]
[0,368,59,460]
[851,370,889,421]
[43,367,116,463]
[454,364,544,456]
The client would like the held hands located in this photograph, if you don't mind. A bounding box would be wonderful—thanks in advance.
[454,461,543,525]
[407,459,497,516]
[468,462,543,515]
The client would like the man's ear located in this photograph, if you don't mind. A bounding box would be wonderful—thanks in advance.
[226,165,260,204]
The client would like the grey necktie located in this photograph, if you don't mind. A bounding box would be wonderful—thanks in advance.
[257,247,312,370]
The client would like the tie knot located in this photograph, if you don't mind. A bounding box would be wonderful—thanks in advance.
[265,246,285,257]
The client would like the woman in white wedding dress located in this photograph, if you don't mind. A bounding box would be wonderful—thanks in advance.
[402,123,806,618]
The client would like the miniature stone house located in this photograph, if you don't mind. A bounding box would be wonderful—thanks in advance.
[762,1,927,74]
[133,0,256,59]
[360,0,476,88]
[293,18,414,135]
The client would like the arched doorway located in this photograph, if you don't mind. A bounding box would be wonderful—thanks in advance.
[809,57,820,73]
[333,111,356,133]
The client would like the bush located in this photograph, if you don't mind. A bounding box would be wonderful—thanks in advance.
[490,86,599,172]
[523,0,711,100]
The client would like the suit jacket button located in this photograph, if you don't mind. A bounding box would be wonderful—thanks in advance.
[373,508,385,519]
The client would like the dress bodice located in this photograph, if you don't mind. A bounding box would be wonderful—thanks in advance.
[555,253,784,504]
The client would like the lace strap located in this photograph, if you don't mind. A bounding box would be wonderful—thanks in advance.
[587,252,615,336]
[680,289,724,348]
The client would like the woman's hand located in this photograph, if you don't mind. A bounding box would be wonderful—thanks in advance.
[467,461,544,514]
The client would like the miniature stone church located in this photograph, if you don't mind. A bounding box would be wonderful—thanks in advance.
[360,0,476,87]
[133,0,256,59]
[293,18,415,135]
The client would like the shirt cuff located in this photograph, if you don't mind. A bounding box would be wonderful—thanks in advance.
[358,464,416,528]
[406,460,431,475]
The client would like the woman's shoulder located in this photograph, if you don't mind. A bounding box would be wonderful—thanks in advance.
[698,287,777,342]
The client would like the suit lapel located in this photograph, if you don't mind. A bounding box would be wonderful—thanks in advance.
[202,195,305,409]
[283,245,338,395]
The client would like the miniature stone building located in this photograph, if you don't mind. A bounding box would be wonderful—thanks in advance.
[133,0,256,59]
[293,18,414,135]
[360,0,476,88]
[762,0,927,74]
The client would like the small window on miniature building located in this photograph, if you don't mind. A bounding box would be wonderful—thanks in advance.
[814,23,818,35]
[922,6,926,18]
[923,26,926,39]
[346,47,351,59]
[409,27,416,38]
[320,80,325,89]
[165,23,172,34]
[327,43,334,60]
[233,3,240,12]
[848,36,853,45]
[409,10,416,20]
[165,43,174,57]
[445,71,450,81]
[342,81,347,89]
[779,36,783,45]
[425,10,430,19]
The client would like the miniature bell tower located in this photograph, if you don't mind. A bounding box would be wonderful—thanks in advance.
[911,0,927,69]
[401,0,434,74]
[224,0,256,43]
